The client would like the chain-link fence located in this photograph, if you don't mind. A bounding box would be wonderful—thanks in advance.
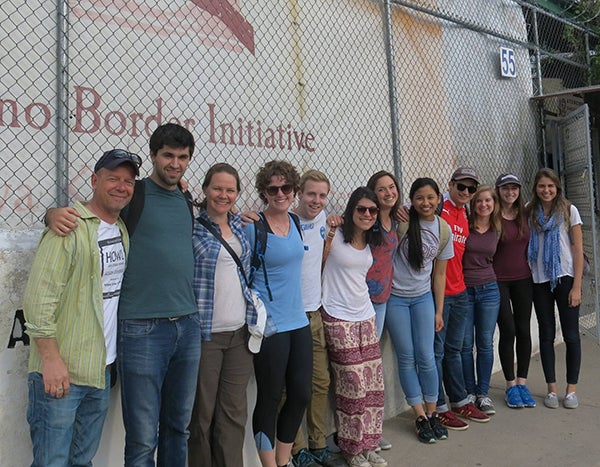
[0,0,597,229]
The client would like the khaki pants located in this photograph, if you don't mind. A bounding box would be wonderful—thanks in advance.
[292,309,331,454]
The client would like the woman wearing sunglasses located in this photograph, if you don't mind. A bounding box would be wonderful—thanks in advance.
[461,186,502,416]
[385,178,453,444]
[187,163,257,467]
[244,160,312,467]
[321,187,387,467]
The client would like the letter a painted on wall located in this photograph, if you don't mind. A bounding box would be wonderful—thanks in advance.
[7,309,29,348]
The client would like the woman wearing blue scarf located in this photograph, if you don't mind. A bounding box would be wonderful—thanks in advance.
[528,168,584,410]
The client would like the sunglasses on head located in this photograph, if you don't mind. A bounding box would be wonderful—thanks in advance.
[265,184,294,196]
[455,182,477,194]
[106,149,143,168]
[355,205,379,215]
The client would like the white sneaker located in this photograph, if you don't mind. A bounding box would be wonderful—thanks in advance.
[363,450,388,467]
[343,453,370,467]
[378,436,392,450]
[544,392,559,409]
[563,392,579,409]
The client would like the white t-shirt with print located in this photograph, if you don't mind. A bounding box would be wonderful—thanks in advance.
[98,221,126,365]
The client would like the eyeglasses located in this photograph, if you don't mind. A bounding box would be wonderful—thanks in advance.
[265,184,294,196]
[355,205,379,215]
[455,182,477,194]
[105,149,143,168]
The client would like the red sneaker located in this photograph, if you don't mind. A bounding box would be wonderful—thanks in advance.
[437,410,469,430]
[452,402,490,423]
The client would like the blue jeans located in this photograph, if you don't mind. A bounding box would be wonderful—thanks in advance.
[27,369,110,467]
[118,313,202,467]
[435,290,470,408]
[386,293,438,406]
[462,282,500,396]
[372,301,387,339]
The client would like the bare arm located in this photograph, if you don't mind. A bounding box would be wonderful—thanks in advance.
[432,259,448,332]
[34,337,70,398]
[394,205,410,223]
[569,223,584,307]
[45,207,80,237]
[240,210,260,225]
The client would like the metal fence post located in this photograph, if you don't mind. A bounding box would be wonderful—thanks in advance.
[55,0,70,207]
[381,0,403,196]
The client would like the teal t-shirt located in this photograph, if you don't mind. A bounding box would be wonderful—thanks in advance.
[118,178,196,319]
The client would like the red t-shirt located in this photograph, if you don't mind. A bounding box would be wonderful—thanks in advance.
[441,198,469,296]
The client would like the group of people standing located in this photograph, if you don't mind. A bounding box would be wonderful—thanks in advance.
[22,122,584,467]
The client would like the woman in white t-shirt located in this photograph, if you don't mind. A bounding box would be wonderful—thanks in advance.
[527,168,584,410]
[321,187,386,467]
[385,178,453,444]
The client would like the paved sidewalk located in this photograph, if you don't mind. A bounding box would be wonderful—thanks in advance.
[376,333,600,467]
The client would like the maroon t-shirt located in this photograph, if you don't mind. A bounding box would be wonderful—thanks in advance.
[463,229,498,287]
[493,217,532,282]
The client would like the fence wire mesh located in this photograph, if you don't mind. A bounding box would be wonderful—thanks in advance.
[2,0,597,228]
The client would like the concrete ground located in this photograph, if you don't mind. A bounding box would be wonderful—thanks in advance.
[375,332,600,467]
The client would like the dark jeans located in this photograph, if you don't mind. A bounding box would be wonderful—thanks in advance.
[533,277,581,385]
[497,278,533,381]
[435,290,469,408]
[118,313,202,467]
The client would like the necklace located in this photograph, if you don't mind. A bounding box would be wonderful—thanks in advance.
[264,213,289,236]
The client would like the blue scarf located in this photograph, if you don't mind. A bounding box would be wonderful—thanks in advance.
[528,206,562,290]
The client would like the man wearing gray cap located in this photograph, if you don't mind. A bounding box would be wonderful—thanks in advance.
[434,167,491,430]
[24,149,140,466]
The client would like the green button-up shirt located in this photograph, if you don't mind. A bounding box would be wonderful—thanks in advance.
[24,201,129,389]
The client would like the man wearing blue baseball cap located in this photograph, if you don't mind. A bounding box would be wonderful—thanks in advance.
[24,149,139,466]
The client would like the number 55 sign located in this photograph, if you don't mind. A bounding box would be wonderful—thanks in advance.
[500,47,517,78]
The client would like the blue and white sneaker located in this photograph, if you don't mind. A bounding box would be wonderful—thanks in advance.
[505,386,525,408]
[517,384,536,407]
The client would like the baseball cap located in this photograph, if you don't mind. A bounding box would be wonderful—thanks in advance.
[94,149,141,176]
[248,290,267,354]
[451,167,480,184]
[495,173,522,187]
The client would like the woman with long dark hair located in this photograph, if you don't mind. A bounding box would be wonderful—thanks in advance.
[528,168,583,409]
[493,174,536,408]
[385,178,453,444]
[321,187,387,467]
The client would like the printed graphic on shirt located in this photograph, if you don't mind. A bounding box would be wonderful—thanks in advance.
[99,234,126,299]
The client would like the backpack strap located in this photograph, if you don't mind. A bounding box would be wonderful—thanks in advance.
[397,216,450,258]
[122,179,146,237]
[122,179,194,237]
[289,212,303,239]
[251,213,273,301]
[436,216,450,258]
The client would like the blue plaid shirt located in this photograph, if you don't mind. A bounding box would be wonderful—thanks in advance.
[193,210,256,341]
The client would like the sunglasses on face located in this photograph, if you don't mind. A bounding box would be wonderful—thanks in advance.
[355,205,379,215]
[265,184,294,196]
[455,182,477,194]
[105,149,143,168]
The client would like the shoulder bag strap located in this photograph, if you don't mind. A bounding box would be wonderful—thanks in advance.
[197,216,250,287]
